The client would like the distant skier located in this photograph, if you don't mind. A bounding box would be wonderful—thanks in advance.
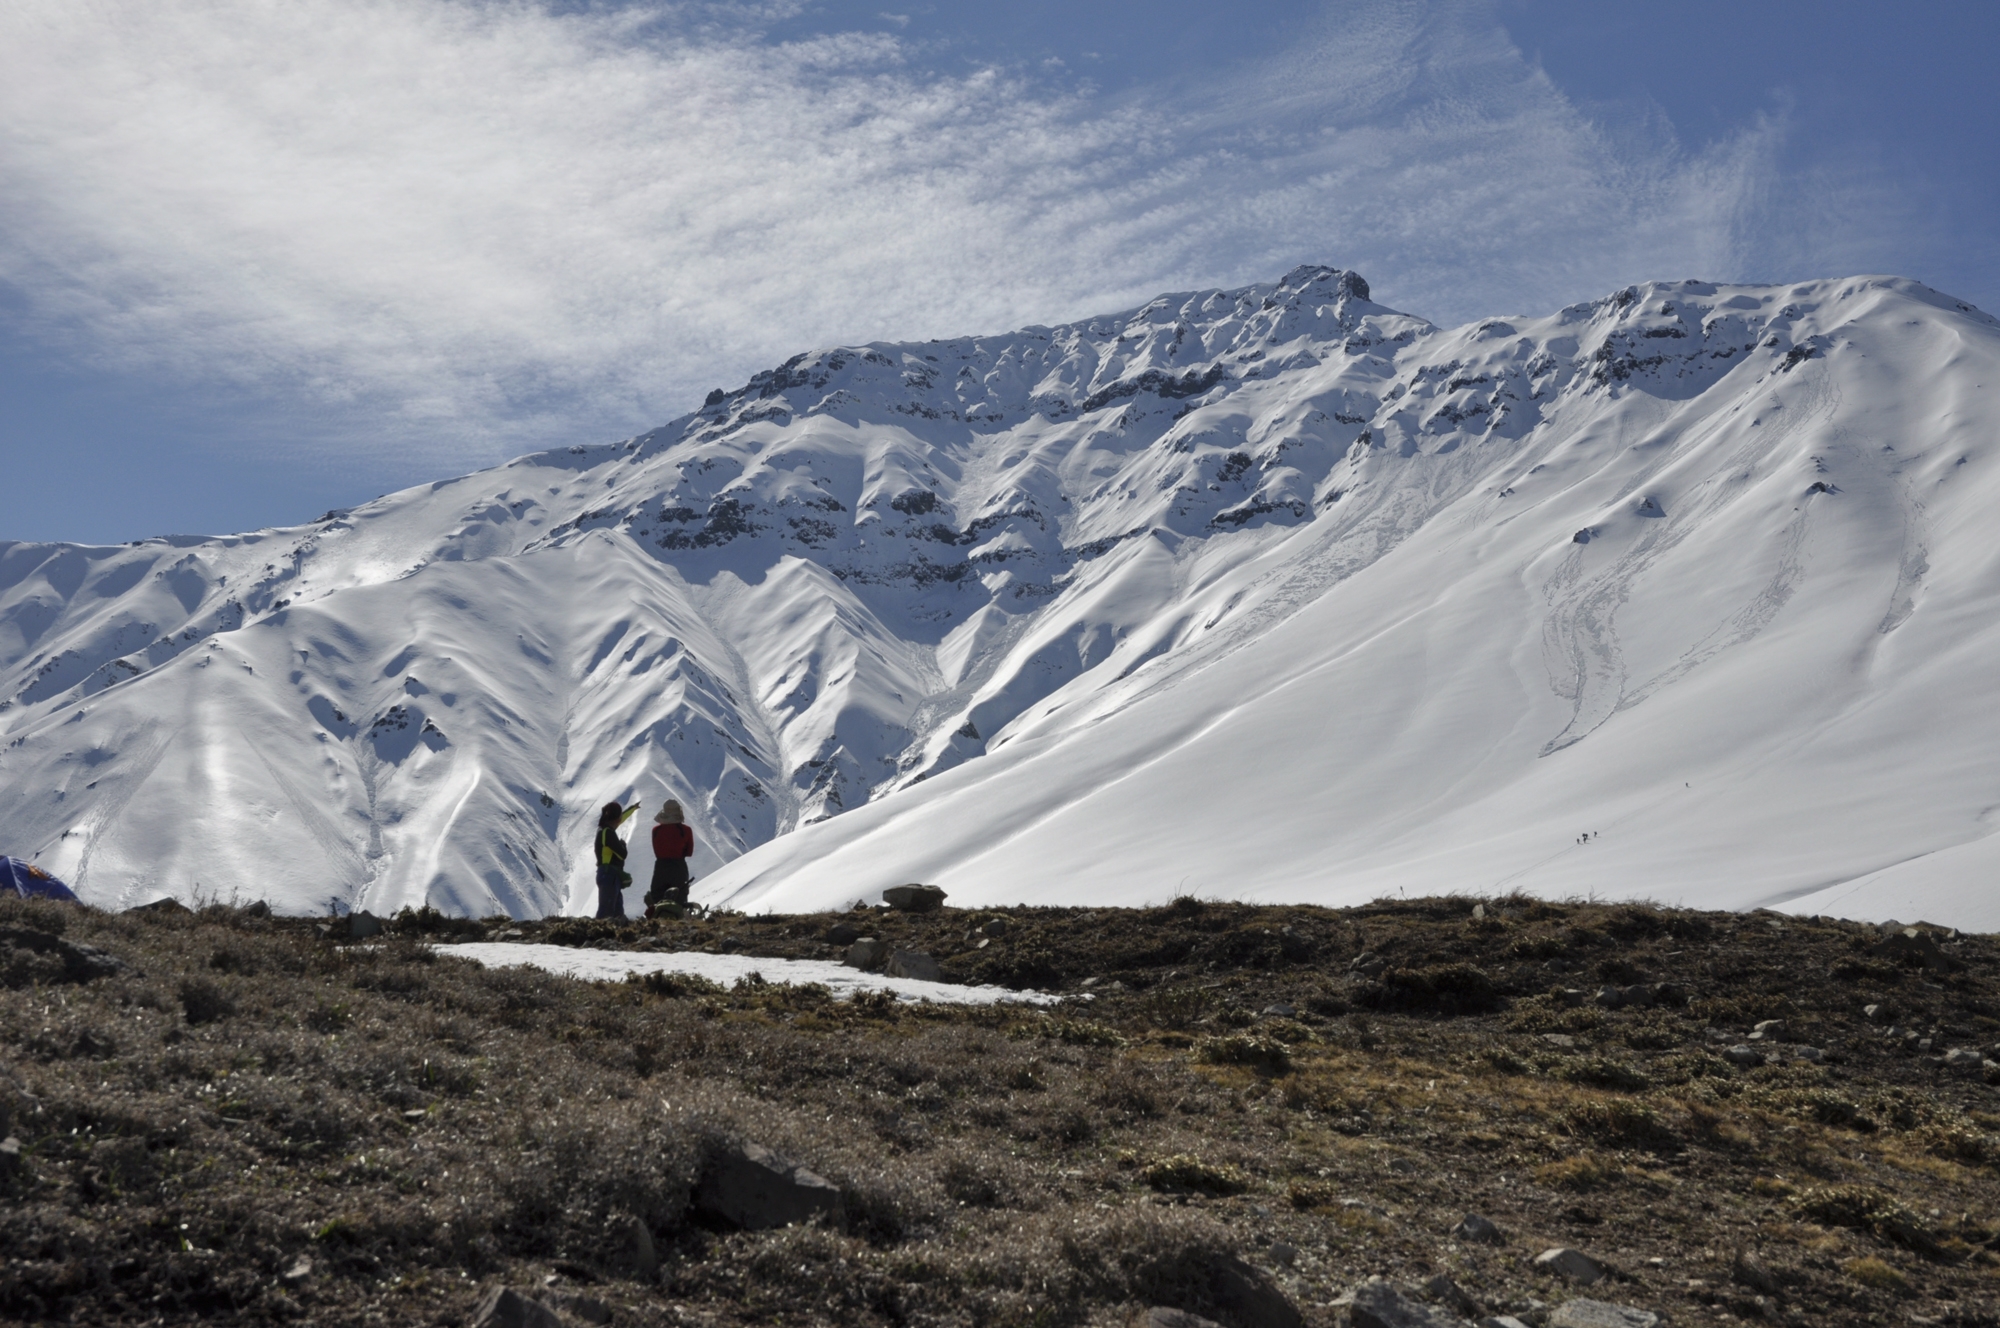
[593,801,638,919]
[646,800,695,917]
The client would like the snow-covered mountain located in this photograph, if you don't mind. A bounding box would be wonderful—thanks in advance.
[4,266,1998,927]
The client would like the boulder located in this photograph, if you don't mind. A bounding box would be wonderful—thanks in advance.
[695,1140,844,1231]
[1196,1253,1302,1328]
[348,911,385,939]
[882,884,948,913]
[1944,1047,1985,1072]
[1534,1248,1608,1285]
[1871,927,1955,971]
[843,938,890,970]
[1134,1311,1227,1328]
[617,1212,657,1280]
[1422,1274,1483,1318]
[1344,1281,1462,1328]
[885,949,943,982]
[550,1293,614,1325]
[1453,1212,1503,1244]
[131,897,191,915]
[1549,1300,1659,1328]
[980,917,1010,938]
[0,925,130,986]
[470,1286,564,1328]
[824,922,862,946]
[1746,1020,1786,1042]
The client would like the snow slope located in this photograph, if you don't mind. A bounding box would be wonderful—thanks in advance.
[3,267,1996,927]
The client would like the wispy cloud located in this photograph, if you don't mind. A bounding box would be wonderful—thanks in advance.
[0,0,1880,472]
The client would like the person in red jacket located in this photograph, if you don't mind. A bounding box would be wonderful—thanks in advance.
[645,800,695,917]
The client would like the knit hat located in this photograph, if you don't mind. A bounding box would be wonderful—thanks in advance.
[654,800,685,824]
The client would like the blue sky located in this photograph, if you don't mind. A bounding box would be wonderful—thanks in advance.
[2,0,1994,544]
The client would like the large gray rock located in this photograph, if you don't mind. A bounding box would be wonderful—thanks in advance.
[1533,1248,1608,1285]
[470,1286,564,1328]
[1199,1253,1302,1328]
[695,1140,844,1231]
[1549,1300,1659,1328]
[882,884,948,912]
[885,949,942,982]
[843,938,890,969]
[824,922,862,946]
[1343,1281,1462,1328]
[0,926,130,986]
[1453,1212,1503,1244]
[348,911,385,939]
[1133,1310,1227,1328]
[1422,1274,1482,1319]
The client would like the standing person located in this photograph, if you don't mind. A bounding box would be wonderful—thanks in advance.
[646,800,695,918]
[593,801,638,919]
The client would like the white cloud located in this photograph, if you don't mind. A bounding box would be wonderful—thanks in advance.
[0,0,1868,472]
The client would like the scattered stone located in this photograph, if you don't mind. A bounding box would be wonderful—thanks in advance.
[280,1256,311,1284]
[471,1286,564,1328]
[1262,1004,1297,1018]
[243,900,271,918]
[347,911,385,939]
[1793,1046,1825,1063]
[1534,1248,1608,1285]
[1386,1157,1417,1175]
[1541,1034,1577,1049]
[1453,1212,1503,1244]
[0,1136,23,1182]
[1548,1299,1659,1328]
[1618,984,1656,1008]
[1471,903,1486,919]
[1554,989,1586,1008]
[1343,1280,1462,1328]
[1349,952,1386,977]
[1747,1019,1787,1042]
[1944,1047,1985,1072]
[694,1140,844,1231]
[980,918,1009,938]
[130,896,191,914]
[1478,1318,1531,1328]
[1594,986,1624,1008]
[1133,1310,1226,1328]
[1723,1044,1765,1067]
[1268,1242,1298,1266]
[885,949,942,982]
[843,938,890,970]
[1863,1003,1887,1020]
[1731,1250,1778,1294]
[1422,1273,1483,1318]
[824,922,862,946]
[882,884,947,913]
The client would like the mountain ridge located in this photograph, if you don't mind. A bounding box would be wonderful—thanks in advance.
[3,266,1996,926]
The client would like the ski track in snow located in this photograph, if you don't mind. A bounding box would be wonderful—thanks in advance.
[3,268,1999,928]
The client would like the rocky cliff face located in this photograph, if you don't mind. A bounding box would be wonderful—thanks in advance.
[3,266,1996,924]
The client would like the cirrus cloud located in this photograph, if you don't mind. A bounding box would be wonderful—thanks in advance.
[0,0,1850,470]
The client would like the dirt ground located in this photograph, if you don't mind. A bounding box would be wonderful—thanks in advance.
[4,892,2000,1326]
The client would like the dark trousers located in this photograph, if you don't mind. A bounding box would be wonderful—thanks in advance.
[595,865,627,919]
[646,858,690,914]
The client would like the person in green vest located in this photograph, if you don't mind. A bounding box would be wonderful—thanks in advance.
[593,801,639,919]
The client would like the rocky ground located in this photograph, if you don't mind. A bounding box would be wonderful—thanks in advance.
[4,891,2000,1327]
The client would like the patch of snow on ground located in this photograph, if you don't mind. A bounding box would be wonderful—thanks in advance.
[438,941,1062,1005]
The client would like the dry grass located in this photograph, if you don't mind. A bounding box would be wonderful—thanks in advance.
[2,893,1999,1325]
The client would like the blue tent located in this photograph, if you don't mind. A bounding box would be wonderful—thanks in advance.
[0,858,79,903]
